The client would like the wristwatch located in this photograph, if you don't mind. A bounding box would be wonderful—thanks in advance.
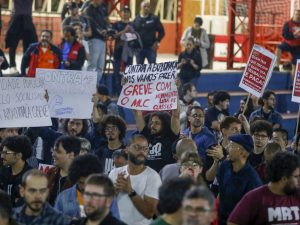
[128,190,137,198]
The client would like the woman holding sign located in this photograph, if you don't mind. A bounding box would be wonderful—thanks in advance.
[177,37,202,86]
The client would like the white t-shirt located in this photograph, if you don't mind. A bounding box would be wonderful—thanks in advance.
[109,165,162,225]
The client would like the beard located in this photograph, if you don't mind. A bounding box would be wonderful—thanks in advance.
[84,205,106,221]
[27,201,44,212]
[283,184,298,196]
[128,152,146,165]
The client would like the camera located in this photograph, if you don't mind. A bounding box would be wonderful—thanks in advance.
[106,28,117,37]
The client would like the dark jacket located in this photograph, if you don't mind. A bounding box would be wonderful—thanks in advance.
[178,48,202,82]
[46,167,74,205]
[84,3,107,40]
[70,212,127,225]
[59,40,85,70]
[133,13,165,48]
[21,42,62,76]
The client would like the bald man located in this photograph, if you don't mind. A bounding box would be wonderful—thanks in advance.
[159,138,197,183]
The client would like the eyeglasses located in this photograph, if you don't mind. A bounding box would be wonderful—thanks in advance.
[83,191,108,200]
[253,133,269,139]
[1,151,16,156]
[105,126,118,132]
[132,144,149,152]
[181,162,201,168]
[183,205,212,213]
[190,114,204,118]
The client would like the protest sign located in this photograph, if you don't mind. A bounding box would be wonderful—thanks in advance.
[39,163,54,173]
[118,61,178,111]
[239,44,276,97]
[292,60,300,103]
[0,77,52,128]
[36,69,97,119]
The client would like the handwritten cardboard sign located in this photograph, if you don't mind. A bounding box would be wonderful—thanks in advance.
[0,77,52,128]
[292,60,300,103]
[239,44,276,97]
[36,69,97,119]
[118,61,178,111]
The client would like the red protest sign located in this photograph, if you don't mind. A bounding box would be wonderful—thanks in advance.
[38,163,54,174]
[239,44,276,97]
[292,60,300,103]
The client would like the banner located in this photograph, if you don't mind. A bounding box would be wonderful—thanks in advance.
[292,60,300,103]
[239,44,276,97]
[36,69,97,119]
[118,61,178,111]
[39,163,54,173]
[0,77,52,128]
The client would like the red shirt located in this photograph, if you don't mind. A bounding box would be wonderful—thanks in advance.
[228,185,300,225]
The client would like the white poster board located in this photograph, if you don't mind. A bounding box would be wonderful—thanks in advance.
[118,61,178,111]
[36,69,97,119]
[239,44,276,97]
[0,77,52,128]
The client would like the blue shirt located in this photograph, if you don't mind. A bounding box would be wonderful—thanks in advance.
[55,184,120,220]
[249,108,282,127]
[217,160,262,224]
[183,126,217,163]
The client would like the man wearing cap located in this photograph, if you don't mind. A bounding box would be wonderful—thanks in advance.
[216,134,262,225]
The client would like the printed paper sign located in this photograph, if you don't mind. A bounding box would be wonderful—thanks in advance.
[39,163,54,173]
[36,69,97,119]
[292,59,300,103]
[239,44,276,97]
[0,77,52,128]
[118,61,178,111]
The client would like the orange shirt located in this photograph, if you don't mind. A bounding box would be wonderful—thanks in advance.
[37,46,57,69]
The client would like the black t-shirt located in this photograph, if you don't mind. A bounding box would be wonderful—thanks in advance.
[141,127,178,172]
[205,106,229,130]
[97,143,126,174]
[249,152,264,168]
[262,110,271,121]
[0,163,32,207]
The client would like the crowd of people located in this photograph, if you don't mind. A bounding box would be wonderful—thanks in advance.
[0,0,300,225]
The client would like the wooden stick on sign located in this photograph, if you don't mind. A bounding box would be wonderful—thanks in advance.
[242,93,252,115]
[295,105,300,140]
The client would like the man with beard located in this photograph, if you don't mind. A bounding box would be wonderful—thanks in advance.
[97,115,126,174]
[109,134,162,225]
[21,29,61,77]
[46,136,81,205]
[25,118,89,164]
[182,187,216,225]
[12,169,68,225]
[249,120,273,168]
[0,135,32,207]
[228,152,300,225]
[217,134,261,225]
[183,106,217,165]
[134,107,180,172]
[249,90,282,129]
[70,174,127,225]
[55,154,119,219]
